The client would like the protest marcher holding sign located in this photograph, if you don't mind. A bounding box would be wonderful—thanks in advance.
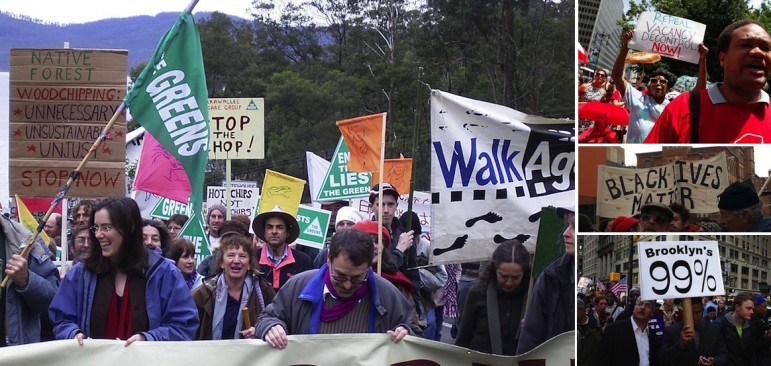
[646,20,771,143]
[659,297,726,366]
[614,28,709,143]
[613,29,675,143]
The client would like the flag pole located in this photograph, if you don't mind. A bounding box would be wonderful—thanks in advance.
[1,103,126,288]
[404,67,423,225]
[376,113,387,276]
[2,0,204,288]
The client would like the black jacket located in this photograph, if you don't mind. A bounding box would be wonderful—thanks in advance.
[659,320,726,366]
[599,317,662,366]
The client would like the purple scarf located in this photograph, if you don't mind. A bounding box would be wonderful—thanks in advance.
[320,269,369,322]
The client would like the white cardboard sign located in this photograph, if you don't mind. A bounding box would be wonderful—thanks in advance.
[631,11,706,64]
[638,241,724,300]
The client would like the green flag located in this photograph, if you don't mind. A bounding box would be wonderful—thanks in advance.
[123,11,209,216]
[532,206,565,279]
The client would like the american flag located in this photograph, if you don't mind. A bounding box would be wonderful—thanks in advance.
[596,280,606,292]
[611,277,627,297]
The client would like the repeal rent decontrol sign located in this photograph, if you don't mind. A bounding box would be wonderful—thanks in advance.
[207,98,264,160]
[9,49,128,197]
[637,241,725,300]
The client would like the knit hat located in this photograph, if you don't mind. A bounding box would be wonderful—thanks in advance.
[335,206,363,226]
[368,183,400,204]
[207,204,226,222]
[718,182,759,210]
[609,216,639,232]
[353,220,391,248]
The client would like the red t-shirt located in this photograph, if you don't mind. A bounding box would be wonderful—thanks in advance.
[645,87,771,143]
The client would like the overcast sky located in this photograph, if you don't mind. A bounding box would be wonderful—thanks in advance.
[624,145,771,177]
[0,0,256,24]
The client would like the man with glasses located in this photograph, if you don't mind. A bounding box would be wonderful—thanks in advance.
[69,223,90,263]
[646,20,771,143]
[255,229,417,349]
[600,298,661,366]
[636,203,674,233]
[612,29,677,143]
[717,181,771,232]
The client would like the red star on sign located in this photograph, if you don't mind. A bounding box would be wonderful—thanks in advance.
[27,144,36,152]
[115,130,124,138]
[13,108,21,116]
[13,129,21,136]
[102,146,112,155]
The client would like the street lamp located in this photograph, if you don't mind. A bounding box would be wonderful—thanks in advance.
[591,32,610,73]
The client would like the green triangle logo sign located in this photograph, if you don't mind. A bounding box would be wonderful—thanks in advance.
[304,217,324,237]
[149,198,192,220]
[179,213,211,260]
[246,100,259,110]
[316,136,372,202]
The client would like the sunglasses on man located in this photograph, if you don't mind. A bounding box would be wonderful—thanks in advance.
[640,212,669,225]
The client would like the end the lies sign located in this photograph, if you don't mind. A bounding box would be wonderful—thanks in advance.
[631,11,706,64]
[638,241,725,300]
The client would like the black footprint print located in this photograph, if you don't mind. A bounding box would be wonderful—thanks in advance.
[433,234,468,256]
[495,234,531,244]
[465,212,503,228]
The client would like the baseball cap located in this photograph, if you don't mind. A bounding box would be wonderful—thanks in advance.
[368,183,400,204]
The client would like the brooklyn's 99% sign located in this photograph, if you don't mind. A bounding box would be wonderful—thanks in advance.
[637,241,725,300]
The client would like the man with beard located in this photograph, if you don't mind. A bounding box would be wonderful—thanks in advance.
[612,29,676,143]
[646,20,771,143]
[252,208,314,291]
[255,229,417,349]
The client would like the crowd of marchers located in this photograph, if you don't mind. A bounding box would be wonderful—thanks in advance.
[578,286,771,366]
[0,182,576,359]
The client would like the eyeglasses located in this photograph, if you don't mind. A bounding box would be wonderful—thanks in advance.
[329,267,368,285]
[90,224,114,233]
[595,73,607,78]
[74,237,88,244]
[641,213,669,225]
[648,78,668,85]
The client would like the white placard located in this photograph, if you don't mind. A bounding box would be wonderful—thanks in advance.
[631,11,706,64]
[638,241,724,300]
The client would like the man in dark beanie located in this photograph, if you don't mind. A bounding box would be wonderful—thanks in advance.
[718,181,771,232]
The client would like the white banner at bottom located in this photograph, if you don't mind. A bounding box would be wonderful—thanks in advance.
[0,332,574,365]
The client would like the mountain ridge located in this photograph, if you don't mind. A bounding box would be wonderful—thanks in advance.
[0,11,247,72]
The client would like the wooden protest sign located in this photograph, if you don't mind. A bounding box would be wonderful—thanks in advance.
[597,153,728,217]
[630,11,706,64]
[207,98,264,160]
[9,49,127,198]
[637,240,725,300]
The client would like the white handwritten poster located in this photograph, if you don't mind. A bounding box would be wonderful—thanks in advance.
[631,11,706,64]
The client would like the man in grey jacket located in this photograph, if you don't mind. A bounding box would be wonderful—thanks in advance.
[0,215,60,346]
[255,229,417,349]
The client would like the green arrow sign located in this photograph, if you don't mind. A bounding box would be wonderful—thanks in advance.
[149,198,192,220]
[315,137,372,202]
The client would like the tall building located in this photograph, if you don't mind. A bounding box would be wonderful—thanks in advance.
[578,0,624,73]
[579,234,771,297]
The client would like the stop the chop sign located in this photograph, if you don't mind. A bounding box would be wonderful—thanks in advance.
[637,241,724,300]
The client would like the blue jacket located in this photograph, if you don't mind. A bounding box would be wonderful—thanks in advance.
[1,216,60,346]
[49,249,199,341]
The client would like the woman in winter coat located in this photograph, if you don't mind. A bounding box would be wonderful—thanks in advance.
[49,197,199,346]
[455,239,531,355]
